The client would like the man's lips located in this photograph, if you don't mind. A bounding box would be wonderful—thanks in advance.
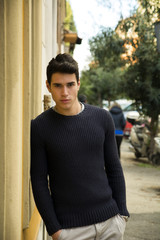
[60,99,70,103]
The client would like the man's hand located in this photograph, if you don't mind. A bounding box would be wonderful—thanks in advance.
[52,230,62,240]
[121,215,129,222]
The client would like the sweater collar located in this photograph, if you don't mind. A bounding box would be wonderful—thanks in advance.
[52,102,85,116]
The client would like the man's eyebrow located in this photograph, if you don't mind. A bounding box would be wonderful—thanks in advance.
[52,81,75,85]
[52,83,62,85]
[67,81,75,84]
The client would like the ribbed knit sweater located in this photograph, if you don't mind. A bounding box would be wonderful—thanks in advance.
[30,104,129,236]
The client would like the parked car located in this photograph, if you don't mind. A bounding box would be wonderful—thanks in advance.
[103,100,140,137]
[122,102,141,137]
[123,102,140,119]
[102,99,133,111]
[123,120,133,138]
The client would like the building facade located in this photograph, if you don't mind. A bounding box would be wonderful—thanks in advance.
[0,0,68,239]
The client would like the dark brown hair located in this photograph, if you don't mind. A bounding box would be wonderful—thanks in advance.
[46,53,79,84]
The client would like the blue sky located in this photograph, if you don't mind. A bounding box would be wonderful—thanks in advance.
[69,0,138,73]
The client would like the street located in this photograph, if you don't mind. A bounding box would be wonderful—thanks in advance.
[121,139,160,240]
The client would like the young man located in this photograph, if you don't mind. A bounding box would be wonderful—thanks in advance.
[30,53,129,240]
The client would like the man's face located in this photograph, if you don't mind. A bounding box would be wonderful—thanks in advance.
[46,73,80,115]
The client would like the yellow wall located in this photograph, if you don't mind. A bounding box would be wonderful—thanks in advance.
[0,1,23,239]
[0,0,66,239]
[0,0,42,239]
[22,0,43,238]
[23,208,41,240]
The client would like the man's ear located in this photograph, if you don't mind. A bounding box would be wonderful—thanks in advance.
[78,79,80,90]
[46,80,51,93]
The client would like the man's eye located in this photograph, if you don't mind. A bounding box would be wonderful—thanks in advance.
[54,84,61,88]
[68,83,75,87]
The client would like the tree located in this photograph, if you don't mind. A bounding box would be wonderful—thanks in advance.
[89,27,126,70]
[79,27,127,107]
[79,66,125,106]
[122,0,160,157]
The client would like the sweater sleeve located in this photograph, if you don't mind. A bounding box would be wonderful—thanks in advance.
[103,112,129,217]
[30,120,61,235]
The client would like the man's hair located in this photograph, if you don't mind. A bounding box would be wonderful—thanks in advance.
[46,53,79,84]
[78,94,87,103]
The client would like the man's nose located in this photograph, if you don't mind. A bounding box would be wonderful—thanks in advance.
[62,86,68,95]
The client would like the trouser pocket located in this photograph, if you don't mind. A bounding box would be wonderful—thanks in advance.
[115,214,126,235]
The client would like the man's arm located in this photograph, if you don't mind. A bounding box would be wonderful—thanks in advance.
[104,113,129,217]
[30,120,61,235]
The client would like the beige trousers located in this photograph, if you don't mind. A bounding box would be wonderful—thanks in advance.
[58,214,126,240]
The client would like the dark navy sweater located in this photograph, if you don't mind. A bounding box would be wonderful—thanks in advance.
[30,104,129,236]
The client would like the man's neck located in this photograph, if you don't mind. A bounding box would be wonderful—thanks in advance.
[54,101,83,116]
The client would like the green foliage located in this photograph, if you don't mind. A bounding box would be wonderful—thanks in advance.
[78,0,160,156]
[64,0,77,32]
[123,1,160,122]
[79,27,127,106]
[64,0,77,54]
[79,66,125,106]
[122,0,160,156]
[80,0,160,129]
[89,28,126,69]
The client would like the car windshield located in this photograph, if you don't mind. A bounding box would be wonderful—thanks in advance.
[123,103,137,111]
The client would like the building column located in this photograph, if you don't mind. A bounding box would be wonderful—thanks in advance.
[23,1,43,238]
[23,0,43,236]
[52,0,58,57]
[31,0,43,118]
[0,0,5,237]
[0,0,23,239]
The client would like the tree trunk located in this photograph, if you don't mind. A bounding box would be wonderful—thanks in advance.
[149,114,159,160]
[98,92,103,107]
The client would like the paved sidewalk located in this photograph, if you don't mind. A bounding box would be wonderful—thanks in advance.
[121,139,160,240]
